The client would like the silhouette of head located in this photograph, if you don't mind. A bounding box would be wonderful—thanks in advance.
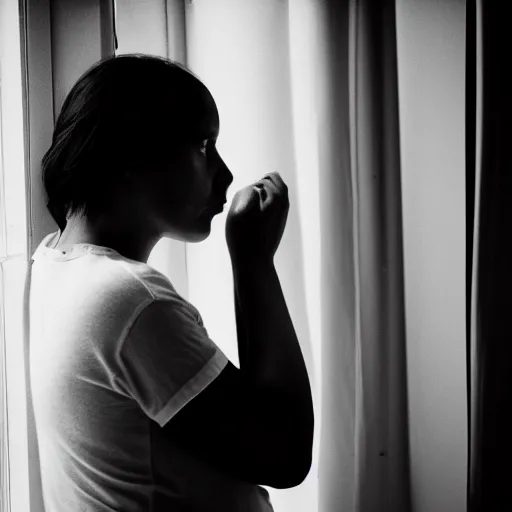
[42,54,233,243]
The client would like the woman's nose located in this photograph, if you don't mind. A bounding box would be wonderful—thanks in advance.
[225,167,234,189]
[217,155,234,192]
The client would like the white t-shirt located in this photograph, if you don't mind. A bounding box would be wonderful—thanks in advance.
[29,231,274,512]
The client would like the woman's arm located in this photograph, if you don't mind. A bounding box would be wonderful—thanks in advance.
[232,258,314,478]
[234,282,249,369]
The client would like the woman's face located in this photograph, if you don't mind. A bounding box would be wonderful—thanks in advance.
[136,88,234,243]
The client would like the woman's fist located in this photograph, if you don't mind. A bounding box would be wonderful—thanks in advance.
[225,172,289,265]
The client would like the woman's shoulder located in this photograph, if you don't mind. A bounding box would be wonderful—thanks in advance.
[106,257,205,331]
[108,254,182,304]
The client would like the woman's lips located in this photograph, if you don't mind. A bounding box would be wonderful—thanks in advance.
[202,203,224,215]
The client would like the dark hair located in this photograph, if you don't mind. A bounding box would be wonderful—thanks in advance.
[42,54,210,230]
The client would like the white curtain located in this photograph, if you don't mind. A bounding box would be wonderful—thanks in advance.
[115,1,410,511]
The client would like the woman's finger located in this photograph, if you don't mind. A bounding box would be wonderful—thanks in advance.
[261,172,288,196]
[258,179,278,208]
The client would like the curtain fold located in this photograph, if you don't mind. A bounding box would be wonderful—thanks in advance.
[466,1,476,508]
[354,0,411,509]
[0,258,11,512]
[469,1,512,510]
[396,1,466,508]
[318,0,410,510]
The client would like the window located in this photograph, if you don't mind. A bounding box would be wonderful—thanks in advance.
[0,75,11,512]
[0,1,32,510]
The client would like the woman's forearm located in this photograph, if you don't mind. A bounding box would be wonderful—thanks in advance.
[234,283,249,369]
[232,258,314,464]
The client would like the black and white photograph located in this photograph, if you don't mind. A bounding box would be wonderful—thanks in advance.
[0,0,491,511]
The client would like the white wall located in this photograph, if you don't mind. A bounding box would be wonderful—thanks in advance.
[396,1,466,511]
[50,0,102,120]
[26,0,55,255]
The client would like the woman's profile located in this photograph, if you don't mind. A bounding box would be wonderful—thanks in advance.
[29,54,314,511]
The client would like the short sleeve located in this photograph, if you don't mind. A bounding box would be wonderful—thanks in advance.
[114,299,229,427]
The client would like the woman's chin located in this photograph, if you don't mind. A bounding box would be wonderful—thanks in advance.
[162,211,218,243]
[187,230,211,243]
[183,219,213,243]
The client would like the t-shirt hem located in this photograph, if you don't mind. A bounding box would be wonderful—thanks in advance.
[153,349,229,427]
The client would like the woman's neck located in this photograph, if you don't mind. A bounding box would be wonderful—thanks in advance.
[54,214,161,263]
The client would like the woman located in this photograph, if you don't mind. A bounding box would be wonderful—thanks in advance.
[29,54,314,511]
